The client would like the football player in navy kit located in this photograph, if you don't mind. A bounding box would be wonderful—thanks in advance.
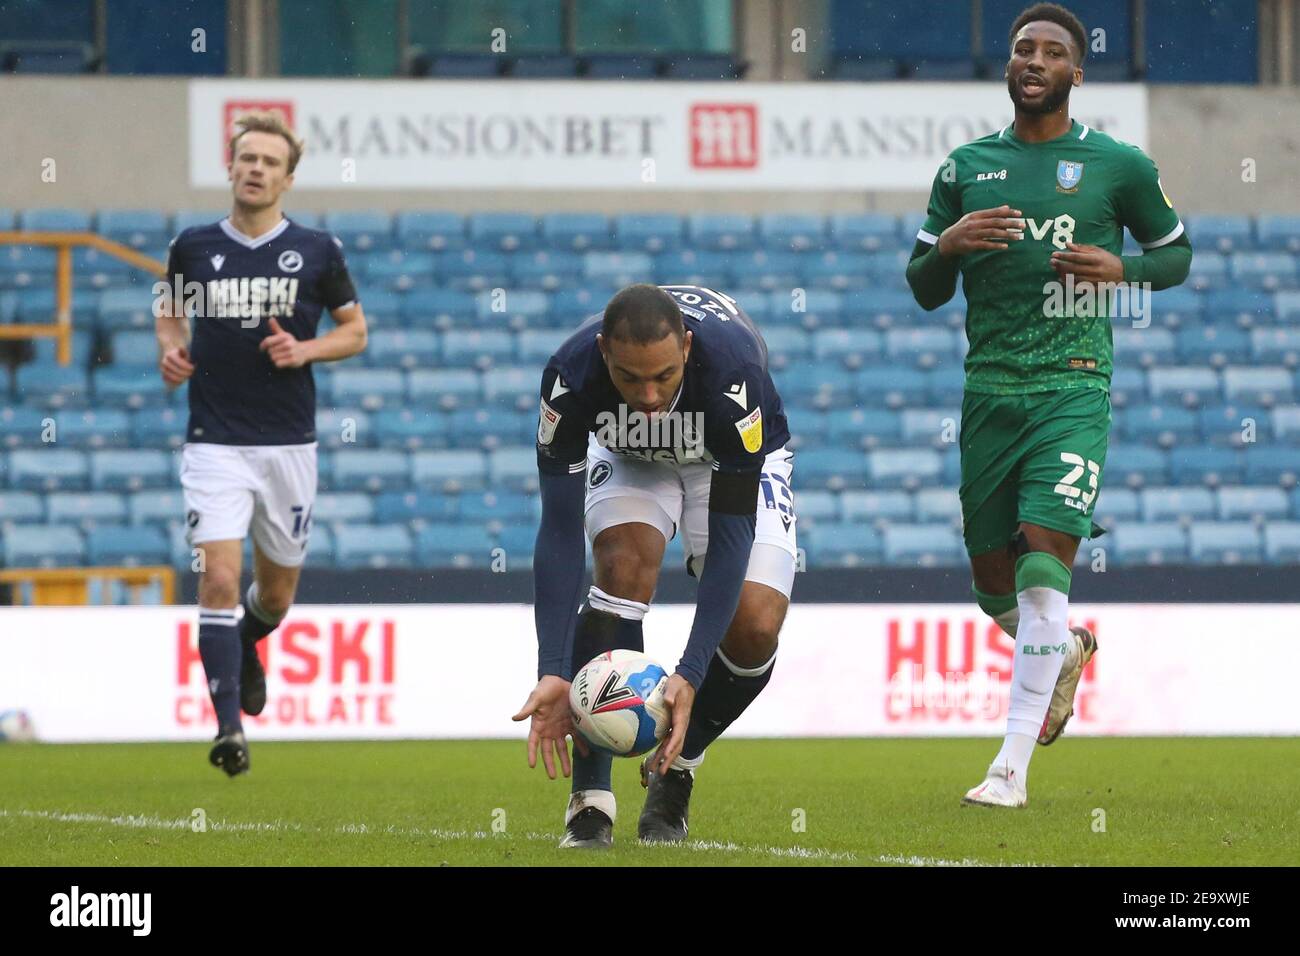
[513,283,797,848]
[155,113,367,776]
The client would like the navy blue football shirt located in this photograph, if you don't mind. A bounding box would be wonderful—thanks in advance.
[535,285,790,477]
[531,285,792,686]
[164,217,357,445]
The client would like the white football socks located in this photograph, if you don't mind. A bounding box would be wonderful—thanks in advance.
[587,585,649,622]
[566,789,616,825]
[994,586,1070,785]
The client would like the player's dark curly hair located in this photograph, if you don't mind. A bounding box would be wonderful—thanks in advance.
[602,284,685,345]
[1010,3,1087,65]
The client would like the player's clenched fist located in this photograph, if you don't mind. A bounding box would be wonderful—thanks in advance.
[512,674,590,780]
[938,204,1026,257]
[160,346,195,387]
[259,317,311,369]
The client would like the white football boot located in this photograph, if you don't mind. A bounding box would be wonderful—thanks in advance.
[1038,625,1098,746]
[962,761,1028,808]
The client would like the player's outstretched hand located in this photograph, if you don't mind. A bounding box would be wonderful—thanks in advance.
[647,674,696,777]
[937,205,1026,257]
[512,675,589,780]
[1050,242,1124,284]
[159,346,195,387]
[259,317,311,369]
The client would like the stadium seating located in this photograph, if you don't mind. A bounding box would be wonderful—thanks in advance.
[1,524,85,567]
[414,523,496,568]
[97,210,170,250]
[1109,522,1190,564]
[3,209,1299,574]
[1264,523,1300,563]
[811,523,883,567]
[508,55,580,79]
[127,489,185,525]
[86,524,170,566]
[334,524,414,569]
[583,54,660,79]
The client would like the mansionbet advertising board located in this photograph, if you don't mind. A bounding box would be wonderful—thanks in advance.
[0,604,1293,741]
[189,80,1147,191]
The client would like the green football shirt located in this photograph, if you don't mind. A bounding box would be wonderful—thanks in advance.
[918,118,1184,394]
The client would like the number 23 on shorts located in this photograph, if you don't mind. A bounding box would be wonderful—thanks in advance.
[1054,452,1100,513]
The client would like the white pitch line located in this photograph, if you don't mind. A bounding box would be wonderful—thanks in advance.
[683,839,858,862]
[1,808,1018,866]
[0,807,301,834]
[872,852,1034,868]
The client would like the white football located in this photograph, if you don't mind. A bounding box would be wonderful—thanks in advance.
[570,650,670,757]
[0,709,36,743]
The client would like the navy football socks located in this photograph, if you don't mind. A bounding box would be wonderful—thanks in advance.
[680,647,776,763]
[570,588,647,795]
[198,607,242,731]
[239,582,282,645]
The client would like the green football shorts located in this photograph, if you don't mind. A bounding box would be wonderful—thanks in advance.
[959,386,1110,557]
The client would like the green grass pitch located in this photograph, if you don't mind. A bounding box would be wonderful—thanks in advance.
[2,738,1296,866]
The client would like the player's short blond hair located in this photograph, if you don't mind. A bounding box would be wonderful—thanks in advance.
[228,112,304,173]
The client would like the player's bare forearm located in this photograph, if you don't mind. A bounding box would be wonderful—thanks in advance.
[303,305,368,363]
[155,310,195,387]
[154,312,190,355]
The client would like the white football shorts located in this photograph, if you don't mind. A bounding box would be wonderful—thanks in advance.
[584,438,798,598]
[179,442,318,568]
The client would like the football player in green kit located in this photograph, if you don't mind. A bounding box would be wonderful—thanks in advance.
[905,3,1192,807]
